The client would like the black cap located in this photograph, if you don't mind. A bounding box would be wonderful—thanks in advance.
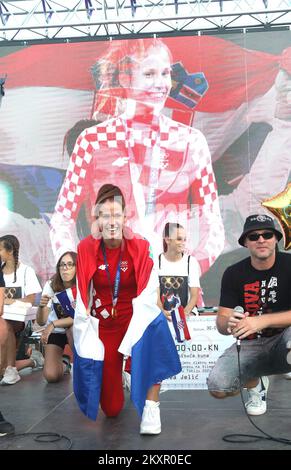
[238,214,283,247]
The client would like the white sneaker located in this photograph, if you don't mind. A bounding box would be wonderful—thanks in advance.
[283,372,291,380]
[31,349,45,369]
[0,366,21,385]
[140,400,161,435]
[122,371,131,391]
[245,376,269,416]
[18,367,33,376]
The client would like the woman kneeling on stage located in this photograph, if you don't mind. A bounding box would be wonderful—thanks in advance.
[73,184,181,434]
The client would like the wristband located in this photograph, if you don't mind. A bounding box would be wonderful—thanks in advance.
[52,321,56,329]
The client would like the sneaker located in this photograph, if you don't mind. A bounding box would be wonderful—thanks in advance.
[245,376,269,416]
[0,412,15,437]
[62,355,71,375]
[0,366,21,385]
[122,371,131,392]
[283,372,291,380]
[18,367,33,377]
[140,400,161,435]
[31,349,45,369]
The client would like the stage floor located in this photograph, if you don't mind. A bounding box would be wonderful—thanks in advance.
[0,370,291,451]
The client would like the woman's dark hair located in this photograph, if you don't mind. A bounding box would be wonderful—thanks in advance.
[64,119,101,157]
[51,251,77,293]
[163,223,184,253]
[94,184,126,217]
[0,234,20,283]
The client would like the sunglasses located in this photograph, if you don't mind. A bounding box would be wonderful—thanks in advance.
[247,231,274,242]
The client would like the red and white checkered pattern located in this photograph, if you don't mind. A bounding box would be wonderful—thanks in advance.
[51,114,224,273]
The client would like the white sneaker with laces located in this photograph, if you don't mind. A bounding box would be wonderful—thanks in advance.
[31,349,45,369]
[0,366,21,385]
[140,400,161,435]
[245,376,269,416]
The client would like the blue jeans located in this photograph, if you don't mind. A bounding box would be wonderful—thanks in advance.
[207,327,291,393]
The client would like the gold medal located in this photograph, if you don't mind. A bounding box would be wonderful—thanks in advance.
[111,307,117,319]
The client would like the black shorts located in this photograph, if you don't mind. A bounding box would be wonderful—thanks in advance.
[10,320,25,334]
[47,332,68,350]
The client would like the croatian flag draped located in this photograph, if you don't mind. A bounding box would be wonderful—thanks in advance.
[73,230,182,420]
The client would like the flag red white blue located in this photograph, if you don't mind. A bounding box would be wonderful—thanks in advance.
[55,286,77,319]
[73,232,182,420]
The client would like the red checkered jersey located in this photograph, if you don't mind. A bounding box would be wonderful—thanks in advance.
[50,113,224,274]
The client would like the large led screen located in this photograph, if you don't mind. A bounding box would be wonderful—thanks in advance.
[0,31,290,303]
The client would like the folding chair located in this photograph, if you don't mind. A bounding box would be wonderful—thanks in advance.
[16,320,44,360]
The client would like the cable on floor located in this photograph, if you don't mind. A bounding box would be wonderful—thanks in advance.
[3,431,73,449]
[222,342,291,446]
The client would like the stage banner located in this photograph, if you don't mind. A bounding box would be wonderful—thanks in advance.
[161,315,234,390]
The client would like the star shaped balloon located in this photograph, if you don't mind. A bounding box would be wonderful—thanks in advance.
[261,183,291,250]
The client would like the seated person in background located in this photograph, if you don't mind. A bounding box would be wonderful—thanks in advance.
[157,222,201,323]
[0,290,15,436]
[0,235,42,385]
[36,251,76,383]
[207,214,291,416]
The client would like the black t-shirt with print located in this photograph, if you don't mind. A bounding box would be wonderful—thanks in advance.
[220,252,291,338]
[158,254,193,308]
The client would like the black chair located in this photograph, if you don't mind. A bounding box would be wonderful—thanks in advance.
[16,320,44,360]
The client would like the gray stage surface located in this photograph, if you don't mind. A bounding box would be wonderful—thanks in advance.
[1,369,291,454]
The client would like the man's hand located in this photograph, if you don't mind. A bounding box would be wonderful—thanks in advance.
[232,315,265,340]
[227,309,248,334]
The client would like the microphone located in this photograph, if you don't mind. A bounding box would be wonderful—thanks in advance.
[234,306,244,351]
[287,340,291,365]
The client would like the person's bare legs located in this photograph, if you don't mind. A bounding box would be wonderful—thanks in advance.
[43,344,66,383]
[146,383,161,401]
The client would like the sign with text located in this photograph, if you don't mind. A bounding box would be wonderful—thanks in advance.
[162,315,234,390]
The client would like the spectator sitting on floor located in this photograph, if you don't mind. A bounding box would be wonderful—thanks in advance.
[36,251,76,383]
[0,290,15,436]
[0,235,42,385]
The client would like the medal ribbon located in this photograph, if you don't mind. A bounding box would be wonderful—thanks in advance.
[101,240,123,318]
